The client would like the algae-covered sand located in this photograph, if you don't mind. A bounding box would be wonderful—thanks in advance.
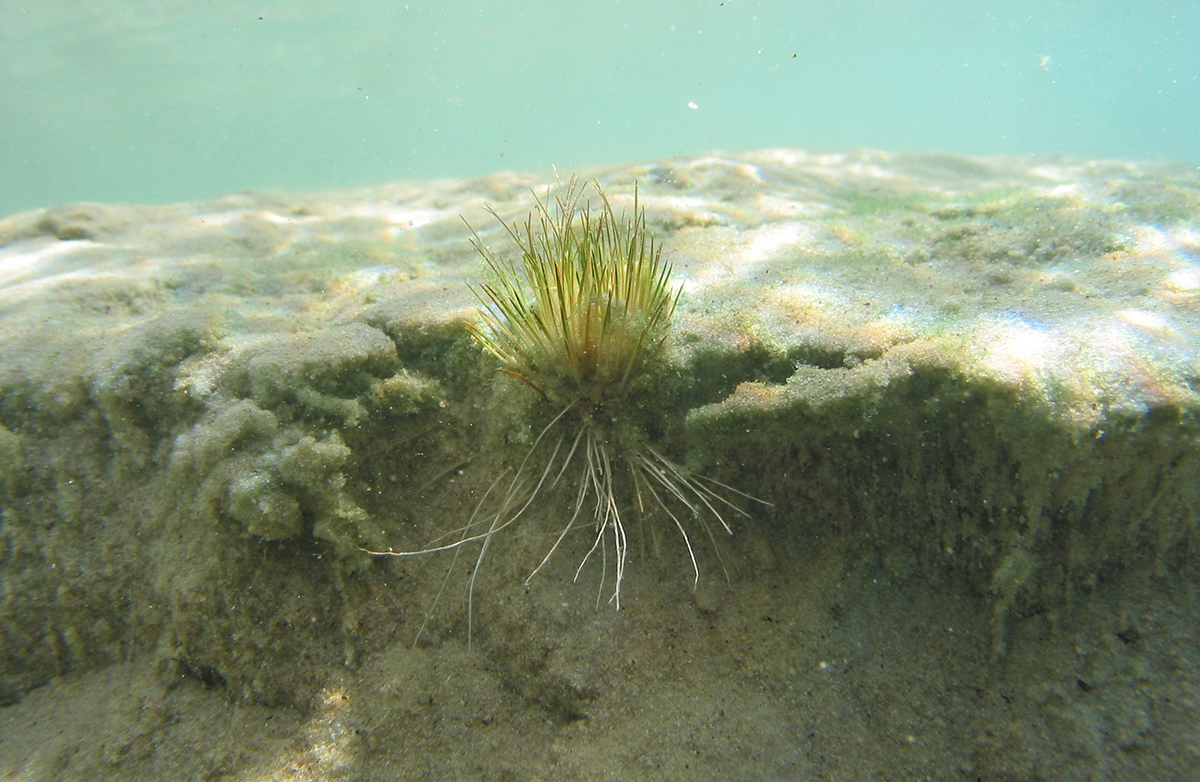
[1,149,1199,780]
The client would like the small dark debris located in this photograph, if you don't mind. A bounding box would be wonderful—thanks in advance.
[180,660,228,690]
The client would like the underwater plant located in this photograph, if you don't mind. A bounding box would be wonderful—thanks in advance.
[367,178,762,624]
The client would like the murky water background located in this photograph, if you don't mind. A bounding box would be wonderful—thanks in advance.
[2,0,1197,215]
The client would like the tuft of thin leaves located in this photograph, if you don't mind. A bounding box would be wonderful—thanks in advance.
[363,177,770,646]
[464,178,681,408]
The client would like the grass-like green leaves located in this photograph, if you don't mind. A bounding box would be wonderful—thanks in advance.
[464,178,681,409]
[365,178,765,640]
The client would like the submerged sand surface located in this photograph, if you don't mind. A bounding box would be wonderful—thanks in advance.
[1,149,1198,780]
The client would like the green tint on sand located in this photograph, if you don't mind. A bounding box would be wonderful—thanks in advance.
[1,150,1198,779]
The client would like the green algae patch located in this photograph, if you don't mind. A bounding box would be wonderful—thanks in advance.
[686,335,1200,657]
[225,323,400,425]
[0,423,22,499]
[923,195,1130,267]
[165,320,463,566]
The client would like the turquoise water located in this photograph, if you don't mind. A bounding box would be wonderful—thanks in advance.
[2,0,1196,215]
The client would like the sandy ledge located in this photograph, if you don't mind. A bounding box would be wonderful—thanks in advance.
[1,149,1198,780]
